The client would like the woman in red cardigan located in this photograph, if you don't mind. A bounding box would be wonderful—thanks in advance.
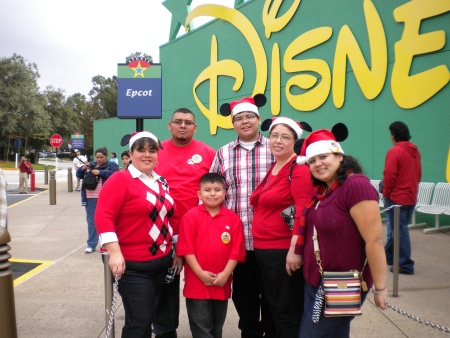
[95,131,175,338]
[250,117,314,338]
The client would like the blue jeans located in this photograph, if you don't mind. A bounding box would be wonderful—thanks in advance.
[85,198,99,249]
[384,198,415,273]
[299,283,368,338]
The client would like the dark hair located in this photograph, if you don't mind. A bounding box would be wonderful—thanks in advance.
[200,173,225,187]
[130,137,159,152]
[121,150,130,159]
[172,108,195,120]
[95,147,108,157]
[111,152,116,157]
[311,154,364,187]
[389,121,411,142]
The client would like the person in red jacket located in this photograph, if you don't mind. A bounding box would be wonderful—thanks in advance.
[383,121,422,275]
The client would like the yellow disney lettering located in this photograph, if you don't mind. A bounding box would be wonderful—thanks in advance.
[193,36,242,134]
[262,0,301,39]
[271,43,281,116]
[186,4,267,133]
[333,0,387,108]
[391,0,450,109]
[283,27,332,111]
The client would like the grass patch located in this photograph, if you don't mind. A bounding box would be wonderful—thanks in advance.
[0,161,56,170]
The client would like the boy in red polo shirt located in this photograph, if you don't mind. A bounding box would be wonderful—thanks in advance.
[177,173,246,338]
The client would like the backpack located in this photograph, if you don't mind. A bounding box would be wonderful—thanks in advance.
[27,164,33,174]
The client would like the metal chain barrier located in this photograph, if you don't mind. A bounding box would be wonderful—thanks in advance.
[385,300,450,334]
[377,204,450,334]
[105,271,119,338]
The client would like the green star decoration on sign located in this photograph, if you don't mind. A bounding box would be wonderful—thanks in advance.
[163,0,193,42]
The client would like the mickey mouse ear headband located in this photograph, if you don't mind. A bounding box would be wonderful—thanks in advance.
[261,117,312,139]
[294,123,348,164]
[219,93,267,117]
[120,131,163,150]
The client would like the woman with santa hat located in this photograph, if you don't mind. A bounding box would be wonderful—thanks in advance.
[293,126,387,337]
[250,116,314,338]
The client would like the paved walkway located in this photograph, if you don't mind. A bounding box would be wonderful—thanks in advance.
[4,169,450,337]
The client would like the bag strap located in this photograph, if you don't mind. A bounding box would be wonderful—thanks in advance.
[313,225,367,277]
[288,160,296,181]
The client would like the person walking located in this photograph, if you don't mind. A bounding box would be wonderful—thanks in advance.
[210,94,276,338]
[382,121,421,275]
[177,173,246,338]
[73,150,87,191]
[76,147,119,253]
[95,131,175,337]
[153,107,216,338]
[18,156,32,194]
[250,117,314,337]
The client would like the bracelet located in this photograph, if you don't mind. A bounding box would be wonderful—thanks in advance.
[371,286,387,296]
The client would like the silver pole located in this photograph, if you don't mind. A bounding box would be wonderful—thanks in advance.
[49,170,56,205]
[67,168,73,192]
[102,253,115,338]
[392,205,400,297]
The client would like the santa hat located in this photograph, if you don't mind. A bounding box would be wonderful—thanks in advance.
[268,117,304,139]
[296,129,345,165]
[128,131,160,150]
[220,94,267,117]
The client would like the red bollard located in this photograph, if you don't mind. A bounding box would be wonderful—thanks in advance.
[30,172,35,192]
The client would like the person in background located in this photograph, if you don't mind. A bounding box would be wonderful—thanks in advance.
[121,150,130,171]
[293,129,387,337]
[154,107,216,338]
[76,147,119,253]
[210,94,276,338]
[95,131,175,337]
[73,149,87,191]
[250,117,314,337]
[383,121,421,275]
[18,156,32,194]
[177,173,246,338]
[110,151,119,165]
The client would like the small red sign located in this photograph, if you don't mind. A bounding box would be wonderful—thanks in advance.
[50,134,63,148]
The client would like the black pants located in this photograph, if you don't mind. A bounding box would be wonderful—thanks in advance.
[254,249,304,338]
[232,250,276,338]
[186,298,228,338]
[153,273,181,338]
[118,254,172,338]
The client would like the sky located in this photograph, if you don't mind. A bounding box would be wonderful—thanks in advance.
[0,0,234,97]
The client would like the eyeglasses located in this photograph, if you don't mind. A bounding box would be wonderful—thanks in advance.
[232,114,257,123]
[269,134,294,142]
[170,119,196,126]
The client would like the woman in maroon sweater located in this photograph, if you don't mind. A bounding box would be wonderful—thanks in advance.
[294,129,387,338]
[251,117,314,338]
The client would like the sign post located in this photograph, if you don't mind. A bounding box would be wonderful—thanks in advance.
[50,134,63,171]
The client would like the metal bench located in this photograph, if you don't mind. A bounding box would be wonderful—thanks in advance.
[416,182,450,234]
[369,179,384,208]
[408,182,435,229]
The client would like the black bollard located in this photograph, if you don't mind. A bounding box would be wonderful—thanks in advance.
[49,170,56,205]
[67,168,73,192]
[44,165,49,185]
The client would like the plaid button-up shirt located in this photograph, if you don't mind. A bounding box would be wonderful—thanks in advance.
[210,134,273,250]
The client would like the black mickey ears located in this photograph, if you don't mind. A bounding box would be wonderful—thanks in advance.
[219,93,267,117]
[331,123,348,142]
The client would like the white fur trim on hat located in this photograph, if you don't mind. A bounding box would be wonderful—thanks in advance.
[305,140,344,162]
[231,102,259,116]
[269,117,303,139]
[129,131,159,150]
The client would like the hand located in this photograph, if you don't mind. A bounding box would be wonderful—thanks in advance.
[373,288,388,310]
[91,169,100,175]
[173,256,184,275]
[212,271,229,287]
[286,250,303,276]
[199,271,217,286]
[108,251,126,279]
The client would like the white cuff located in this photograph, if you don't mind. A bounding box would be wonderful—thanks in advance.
[99,232,118,245]
[171,234,178,243]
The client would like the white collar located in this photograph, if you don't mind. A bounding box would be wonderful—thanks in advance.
[128,164,160,182]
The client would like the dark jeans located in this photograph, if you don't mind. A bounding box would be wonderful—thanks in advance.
[186,298,228,338]
[254,249,304,338]
[384,198,415,273]
[232,250,276,338]
[153,273,181,338]
[299,282,368,338]
[118,253,172,338]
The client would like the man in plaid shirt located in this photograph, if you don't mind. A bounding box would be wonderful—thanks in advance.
[210,95,275,338]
